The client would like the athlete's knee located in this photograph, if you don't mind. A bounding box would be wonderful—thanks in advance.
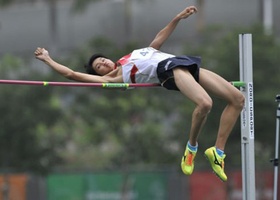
[197,98,213,116]
[237,93,245,109]
[232,92,245,111]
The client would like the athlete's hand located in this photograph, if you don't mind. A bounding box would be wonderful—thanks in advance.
[177,6,197,19]
[34,47,50,62]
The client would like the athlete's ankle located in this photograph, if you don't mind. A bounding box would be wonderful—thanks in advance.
[187,141,198,152]
[215,147,224,157]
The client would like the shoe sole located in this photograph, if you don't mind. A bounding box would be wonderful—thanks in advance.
[204,153,227,182]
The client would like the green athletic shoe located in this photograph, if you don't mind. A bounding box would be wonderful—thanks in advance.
[204,147,227,182]
[181,147,196,175]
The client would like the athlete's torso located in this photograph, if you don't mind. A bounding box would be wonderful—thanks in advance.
[117,47,175,83]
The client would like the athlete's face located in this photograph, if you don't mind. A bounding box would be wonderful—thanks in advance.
[92,57,115,75]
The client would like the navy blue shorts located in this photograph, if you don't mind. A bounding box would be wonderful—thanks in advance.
[156,56,201,91]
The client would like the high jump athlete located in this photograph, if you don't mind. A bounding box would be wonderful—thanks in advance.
[34,5,245,181]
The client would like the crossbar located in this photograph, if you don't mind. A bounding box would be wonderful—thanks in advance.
[0,79,244,88]
[0,80,161,88]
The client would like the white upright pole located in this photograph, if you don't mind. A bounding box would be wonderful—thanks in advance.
[272,95,280,200]
[239,34,256,200]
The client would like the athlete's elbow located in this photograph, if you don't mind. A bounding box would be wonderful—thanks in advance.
[64,71,76,80]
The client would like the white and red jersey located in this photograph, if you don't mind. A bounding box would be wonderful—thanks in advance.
[117,47,175,83]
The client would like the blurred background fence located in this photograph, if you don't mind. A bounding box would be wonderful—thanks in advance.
[0,169,277,200]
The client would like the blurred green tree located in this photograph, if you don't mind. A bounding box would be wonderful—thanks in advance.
[1,22,278,174]
[0,54,63,174]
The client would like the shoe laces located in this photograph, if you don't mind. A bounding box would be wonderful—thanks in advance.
[186,151,195,165]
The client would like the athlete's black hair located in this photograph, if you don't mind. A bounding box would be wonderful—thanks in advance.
[84,53,107,75]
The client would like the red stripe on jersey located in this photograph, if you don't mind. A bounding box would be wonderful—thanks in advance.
[130,65,138,83]
[117,53,131,66]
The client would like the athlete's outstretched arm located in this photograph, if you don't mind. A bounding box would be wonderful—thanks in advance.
[34,47,109,83]
[149,6,197,50]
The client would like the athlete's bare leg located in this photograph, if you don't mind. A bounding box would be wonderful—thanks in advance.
[173,68,212,146]
[198,68,245,150]
[173,67,244,150]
